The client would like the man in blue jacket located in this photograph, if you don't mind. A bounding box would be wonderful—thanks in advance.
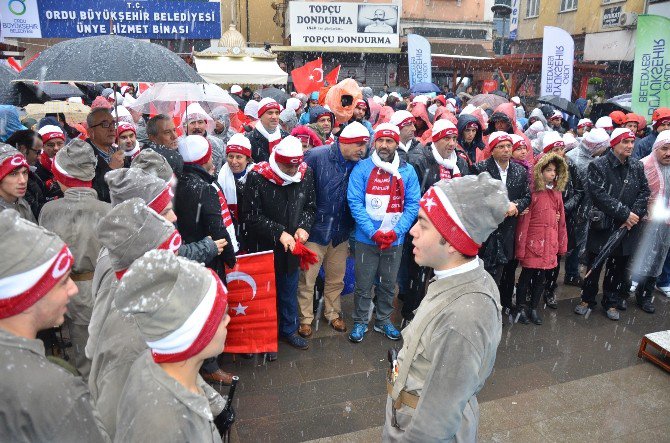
[347,123,421,343]
[297,122,370,338]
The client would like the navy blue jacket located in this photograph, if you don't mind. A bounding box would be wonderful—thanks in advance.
[304,143,356,246]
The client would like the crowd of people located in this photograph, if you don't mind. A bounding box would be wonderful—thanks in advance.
[1,79,669,441]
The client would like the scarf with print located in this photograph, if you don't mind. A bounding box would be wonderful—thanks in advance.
[366,150,404,232]
[255,123,282,153]
[431,144,461,181]
[211,181,239,253]
[253,153,306,187]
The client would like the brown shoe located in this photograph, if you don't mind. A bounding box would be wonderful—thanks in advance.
[329,316,347,332]
[201,369,234,385]
[298,324,313,338]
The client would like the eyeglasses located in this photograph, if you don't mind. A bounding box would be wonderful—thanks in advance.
[90,121,115,129]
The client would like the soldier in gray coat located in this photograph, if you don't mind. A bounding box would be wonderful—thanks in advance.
[383,173,508,442]
[0,210,109,442]
[114,250,230,443]
[0,144,35,222]
[89,199,182,438]
[39,139,111,379]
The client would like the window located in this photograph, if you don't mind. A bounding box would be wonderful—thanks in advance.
[526,0,540,18]
[560,0,578,11]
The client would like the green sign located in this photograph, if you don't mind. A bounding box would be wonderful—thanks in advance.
[631,15,670,123]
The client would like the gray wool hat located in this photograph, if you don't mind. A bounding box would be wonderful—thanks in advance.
[114,250,228,362]
[97,198,178,275]
[0,210,70,319]
[130,148,174,183]
[104,167,171,212]
[0,142,18,161]
[52,139,97,185]
[421,172,509,255]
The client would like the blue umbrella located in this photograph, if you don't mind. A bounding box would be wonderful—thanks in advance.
[410,82,441,94]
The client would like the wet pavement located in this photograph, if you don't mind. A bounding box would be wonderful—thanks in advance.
[219,273,670,442]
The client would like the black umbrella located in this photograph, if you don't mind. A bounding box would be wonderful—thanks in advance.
[584,227,628,278]
[230,93,246,110]
[537,95,582,118]
[254,87,289,107]
[0,65,18,104]
[590,102,632,123]
[15,35,203,84]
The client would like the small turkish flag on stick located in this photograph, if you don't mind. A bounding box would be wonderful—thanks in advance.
[324,65,341,86]
[224,251,278,353]
[291,58,323,94]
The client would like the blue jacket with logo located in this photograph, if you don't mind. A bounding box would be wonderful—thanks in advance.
[347,155,420,247]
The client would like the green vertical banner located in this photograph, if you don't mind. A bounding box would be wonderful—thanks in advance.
[631,15,670,123]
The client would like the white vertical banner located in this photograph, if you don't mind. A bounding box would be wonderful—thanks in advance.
[540,26,574,100]
[0,0,42,39]
[509,0,521,40]
[407,33,431,87]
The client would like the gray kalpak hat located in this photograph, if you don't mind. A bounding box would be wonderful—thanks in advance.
[0,210,72,319]
[97,198,179,276]
[104,167,172,213]
[52,139,97,186]
[0,144,28,182]
[130,148,174,183]
[114,250,228,363]
[419,172,509,255]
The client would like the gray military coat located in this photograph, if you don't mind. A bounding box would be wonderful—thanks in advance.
[383,260,502,442]
[114,351,225,443]
[0,196,35,222]
[0,329,110,442]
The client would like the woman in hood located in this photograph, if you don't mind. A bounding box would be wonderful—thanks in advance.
[483,102,534,163]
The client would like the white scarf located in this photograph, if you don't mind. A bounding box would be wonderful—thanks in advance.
[124,140,141,158]
[269,152,303,185]
[217,163,238,205]
[371,149,401,178]
[431,144,461,176]
[255,123,282,145]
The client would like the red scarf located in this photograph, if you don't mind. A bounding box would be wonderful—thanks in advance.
[212,183,239,253]
[439,166,459,181]
[365,167,405,218]
[38,152,53,173]
[253,161,307,186]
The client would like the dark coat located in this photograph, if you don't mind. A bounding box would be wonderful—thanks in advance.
[563,157,584,250]
[398,138,423,163]
[304,143,356,247]
[456,114,485,164]
[25,169,46,219]
[245,127,289,164]
[409,145,470,194]
[87,139,112,203]
[471,157,531,267]
[34,160,62,201]
[141,141,184,178]
[174,164,236,273]
[239,167,316,275]
[585,150,650,256]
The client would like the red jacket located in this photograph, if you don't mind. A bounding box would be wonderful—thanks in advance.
[515,188,567,269]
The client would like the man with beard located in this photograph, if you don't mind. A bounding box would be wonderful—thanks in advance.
[308,105,336,146]
[143,114,184,177]
[347,123,420,343]
[246,97,288,163]
[181,103,225,175]
[36,124,66,200]
[87,108,125,203]
[349,99,374,135]
[390,110,422,162]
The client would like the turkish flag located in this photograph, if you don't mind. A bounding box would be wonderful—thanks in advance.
[224,251,278,353]
[324,65,341,86]
[291,58,324,94]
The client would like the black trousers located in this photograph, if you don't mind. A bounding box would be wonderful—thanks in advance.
[544,257,560,293]
[516,267,546,309]
[635,276,656,303]
[581,252,630,309]
[489,260,518,310]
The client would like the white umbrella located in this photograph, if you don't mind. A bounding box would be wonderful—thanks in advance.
[126,82,238,116]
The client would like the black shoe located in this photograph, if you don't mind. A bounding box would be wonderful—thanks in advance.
[637,300,656,314]
[616,298,627,311]
[517,308,530,325]
[281,333,309,350]
[530,309,543,325]
[544,292,558,310]
[564,275,583,287]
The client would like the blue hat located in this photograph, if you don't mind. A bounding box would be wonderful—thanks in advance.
[310,91,319,100]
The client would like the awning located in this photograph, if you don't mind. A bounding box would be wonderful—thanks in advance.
[193,55,288,85]
[430,43,495,59]
[272,45,401,54]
